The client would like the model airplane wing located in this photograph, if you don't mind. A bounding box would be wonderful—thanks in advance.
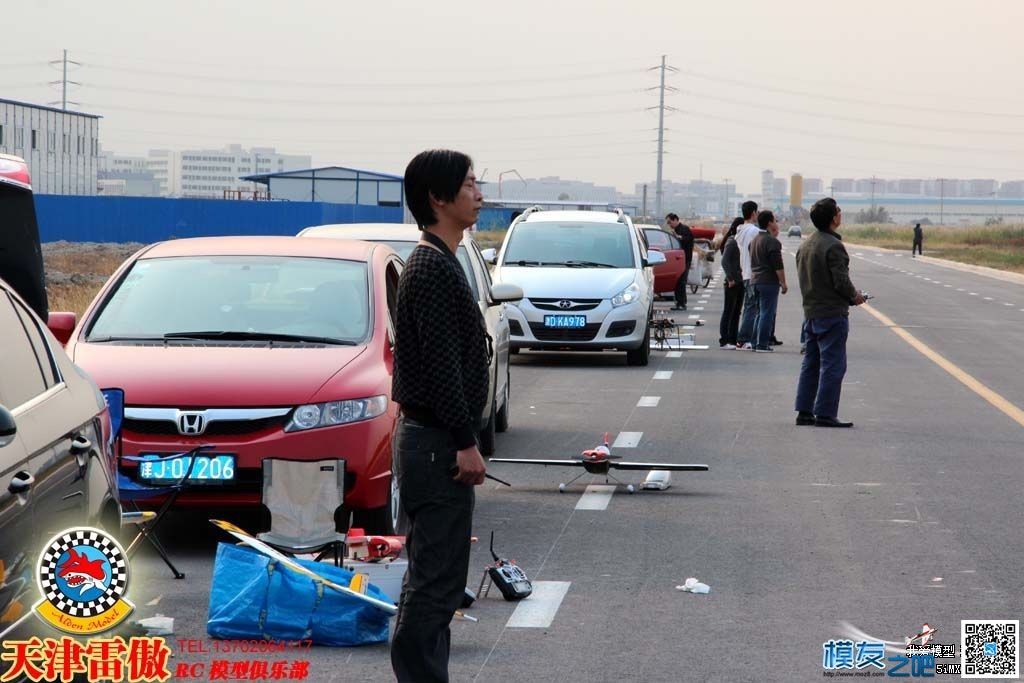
[489,458,586,468]
[610,462,709,471]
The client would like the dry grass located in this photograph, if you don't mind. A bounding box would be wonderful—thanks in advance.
[842,224,1024,273]
[42,242,141,316]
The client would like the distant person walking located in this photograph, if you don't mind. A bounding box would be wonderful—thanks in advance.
[734,201,761,350]
[750,210,787,352]
[667,213,694,310]
[794,198,865,428]
[912,223,923,257]
[718,217,744,349]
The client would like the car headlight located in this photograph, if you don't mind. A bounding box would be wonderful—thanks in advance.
[284,396,388,432]
[611,282,641,307]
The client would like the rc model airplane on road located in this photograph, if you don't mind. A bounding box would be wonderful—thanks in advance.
[489,433,709,493]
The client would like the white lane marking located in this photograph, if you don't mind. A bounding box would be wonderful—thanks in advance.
[970,292,979,296]
[575,485,615,511]
[637,396,661,407]
[1005,303,1014,306]
[507,581,572,628]
[944,284,952,287]
[984,297,993,301]
[653,371,673,380]
[612,432,643,448]
[692,307,705,311]
[957,288,965,292]
[688,314,700,319]
[667,351,683,358]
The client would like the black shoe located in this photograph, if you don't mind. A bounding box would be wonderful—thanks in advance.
[771,337,783,345]
[814,416,853,428]
[795,411,815,426]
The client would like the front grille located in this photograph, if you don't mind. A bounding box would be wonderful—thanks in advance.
[528,322,601,342]
[508,320,524,336]
[123,415,288,437]
[529,297,602,312]
[607,321,636,338]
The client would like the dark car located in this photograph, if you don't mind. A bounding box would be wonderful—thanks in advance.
[0,276,121,660]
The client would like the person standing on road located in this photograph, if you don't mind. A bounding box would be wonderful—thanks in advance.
[667,213,694,310]
[734,201,762,350]
[794,198,865,428]
[912,223,923,257]
[718,217,744,349]
[391,149,491,683]
[750,211,788,352]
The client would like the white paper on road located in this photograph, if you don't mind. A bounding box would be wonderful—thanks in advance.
[575,485,616,511]
[506,581,572,628]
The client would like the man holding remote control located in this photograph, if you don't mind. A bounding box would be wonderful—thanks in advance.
[794,198,865,428]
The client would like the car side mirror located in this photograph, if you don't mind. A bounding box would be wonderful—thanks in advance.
[480,248,498,265]
[645,251,667,266]
[490,283,524,304]
[0,405,17,448]
[48,311,78,346]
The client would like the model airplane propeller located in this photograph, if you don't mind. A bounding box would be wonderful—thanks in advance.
[489,432,709,493]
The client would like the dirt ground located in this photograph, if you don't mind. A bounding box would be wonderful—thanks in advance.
[43,241,144,315]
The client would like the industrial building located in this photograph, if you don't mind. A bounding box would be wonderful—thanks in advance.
[0,98,100,195]
[134,144,312,198]
[240,166,404,206]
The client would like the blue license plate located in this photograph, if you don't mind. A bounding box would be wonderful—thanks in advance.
[544,315,587,329]
[137,454,236,483]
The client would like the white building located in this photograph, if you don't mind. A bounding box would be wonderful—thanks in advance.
[0,98,100,195]
[142,144,312,198]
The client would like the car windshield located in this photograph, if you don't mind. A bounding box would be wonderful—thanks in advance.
[375,240,478,299]
[502,222,635,268]
[86,256,370,343]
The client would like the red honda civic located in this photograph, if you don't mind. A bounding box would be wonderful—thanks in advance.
[54,236,402,533]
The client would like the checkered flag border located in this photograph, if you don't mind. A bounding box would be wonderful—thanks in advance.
[39,529,128,618]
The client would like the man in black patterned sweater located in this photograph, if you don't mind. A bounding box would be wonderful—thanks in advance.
[390,149,490,683]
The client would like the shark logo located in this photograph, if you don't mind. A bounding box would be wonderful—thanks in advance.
[57,547,108,596]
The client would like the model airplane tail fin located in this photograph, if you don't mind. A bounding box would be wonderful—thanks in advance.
[603,432,609,447]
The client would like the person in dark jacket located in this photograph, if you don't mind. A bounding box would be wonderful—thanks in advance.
[390,149,490,683]
[749,211,788,352]
[718,217,744,348]
[794,198,865,428]
[912,223,923,257]
[667,212,694,310]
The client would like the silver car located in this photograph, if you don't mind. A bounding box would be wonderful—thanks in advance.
[297,224,522,455]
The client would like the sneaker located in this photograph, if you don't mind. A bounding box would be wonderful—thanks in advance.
[719,343,736,350]
[737,342,753,351]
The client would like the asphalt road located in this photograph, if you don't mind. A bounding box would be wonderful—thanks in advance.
[124,240,1024,682]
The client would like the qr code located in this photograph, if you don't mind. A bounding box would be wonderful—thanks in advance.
[962,620,1019,678]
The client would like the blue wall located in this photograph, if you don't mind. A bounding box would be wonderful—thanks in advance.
[476,207,515,231]
[34,195,404,243]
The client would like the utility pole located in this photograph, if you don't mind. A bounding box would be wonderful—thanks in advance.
[48,49,81,110]
[642,184,648,220]
[648,55,677,220]
[723,178,731,220]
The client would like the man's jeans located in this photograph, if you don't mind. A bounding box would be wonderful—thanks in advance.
[753,283,780,350]
[391,417,474,683]
[794,316,849,419]
[736,279,759,345]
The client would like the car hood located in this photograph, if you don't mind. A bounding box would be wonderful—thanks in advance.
[73,342,366,406]
[493,267,638,299]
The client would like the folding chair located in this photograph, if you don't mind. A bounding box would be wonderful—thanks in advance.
[257,458,347,566]
[102,388,213,580]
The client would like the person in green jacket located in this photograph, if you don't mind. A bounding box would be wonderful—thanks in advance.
[794,198,865,428]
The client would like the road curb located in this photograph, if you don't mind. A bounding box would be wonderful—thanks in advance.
[846,243,1024,287]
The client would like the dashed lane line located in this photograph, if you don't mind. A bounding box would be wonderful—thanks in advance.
[506,581,572,628]
[653,371,673,380]
[612,431,643,448]
[575,485,616,511]
[637,396,661,407]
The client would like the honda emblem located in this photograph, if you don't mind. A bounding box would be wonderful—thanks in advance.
[176,411,207,435]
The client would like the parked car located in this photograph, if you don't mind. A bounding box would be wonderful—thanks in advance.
[0,154,48,319]
[636,225,687,297]
[52,237,403,533]
[296,224,522,456]
[788,225,802,237]
[0,275,120,654]
[481,208,665,366]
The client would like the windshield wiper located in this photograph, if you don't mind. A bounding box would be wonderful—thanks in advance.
[508,259,547,267]
[86,335,168,343]
[561,260,617,268]
[162,331,358,345]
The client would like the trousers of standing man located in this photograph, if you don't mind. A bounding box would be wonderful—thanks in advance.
[718,279,744,346]
[390,417,474,683]
[736,280,760,346]
[794,316,849,419]
[753,283,781,351]
[674,260,690,308]
[912,238,922,256]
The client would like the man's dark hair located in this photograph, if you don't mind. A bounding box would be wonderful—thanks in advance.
[757,210,775,230]
[665,212,679,221]
[810,197,839,230]
[741,201,758,220]
[404,149,473,229]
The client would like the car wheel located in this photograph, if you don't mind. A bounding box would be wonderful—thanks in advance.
[626,324,650,366]
[495,368,510,433]
[478,393,497,456]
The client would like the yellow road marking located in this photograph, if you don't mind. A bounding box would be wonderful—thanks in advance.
[862,303,1024,428]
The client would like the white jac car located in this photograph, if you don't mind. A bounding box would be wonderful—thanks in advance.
[481,208,665,366]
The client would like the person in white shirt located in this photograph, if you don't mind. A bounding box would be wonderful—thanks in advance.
[734,201,762,350]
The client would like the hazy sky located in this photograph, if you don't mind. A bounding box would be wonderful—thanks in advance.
[4,0,1023,195]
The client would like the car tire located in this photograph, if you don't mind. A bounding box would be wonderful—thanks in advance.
[478,393,497,456]
[626,324,650,366]
[352,489,398,536]
[495,367,510,433]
